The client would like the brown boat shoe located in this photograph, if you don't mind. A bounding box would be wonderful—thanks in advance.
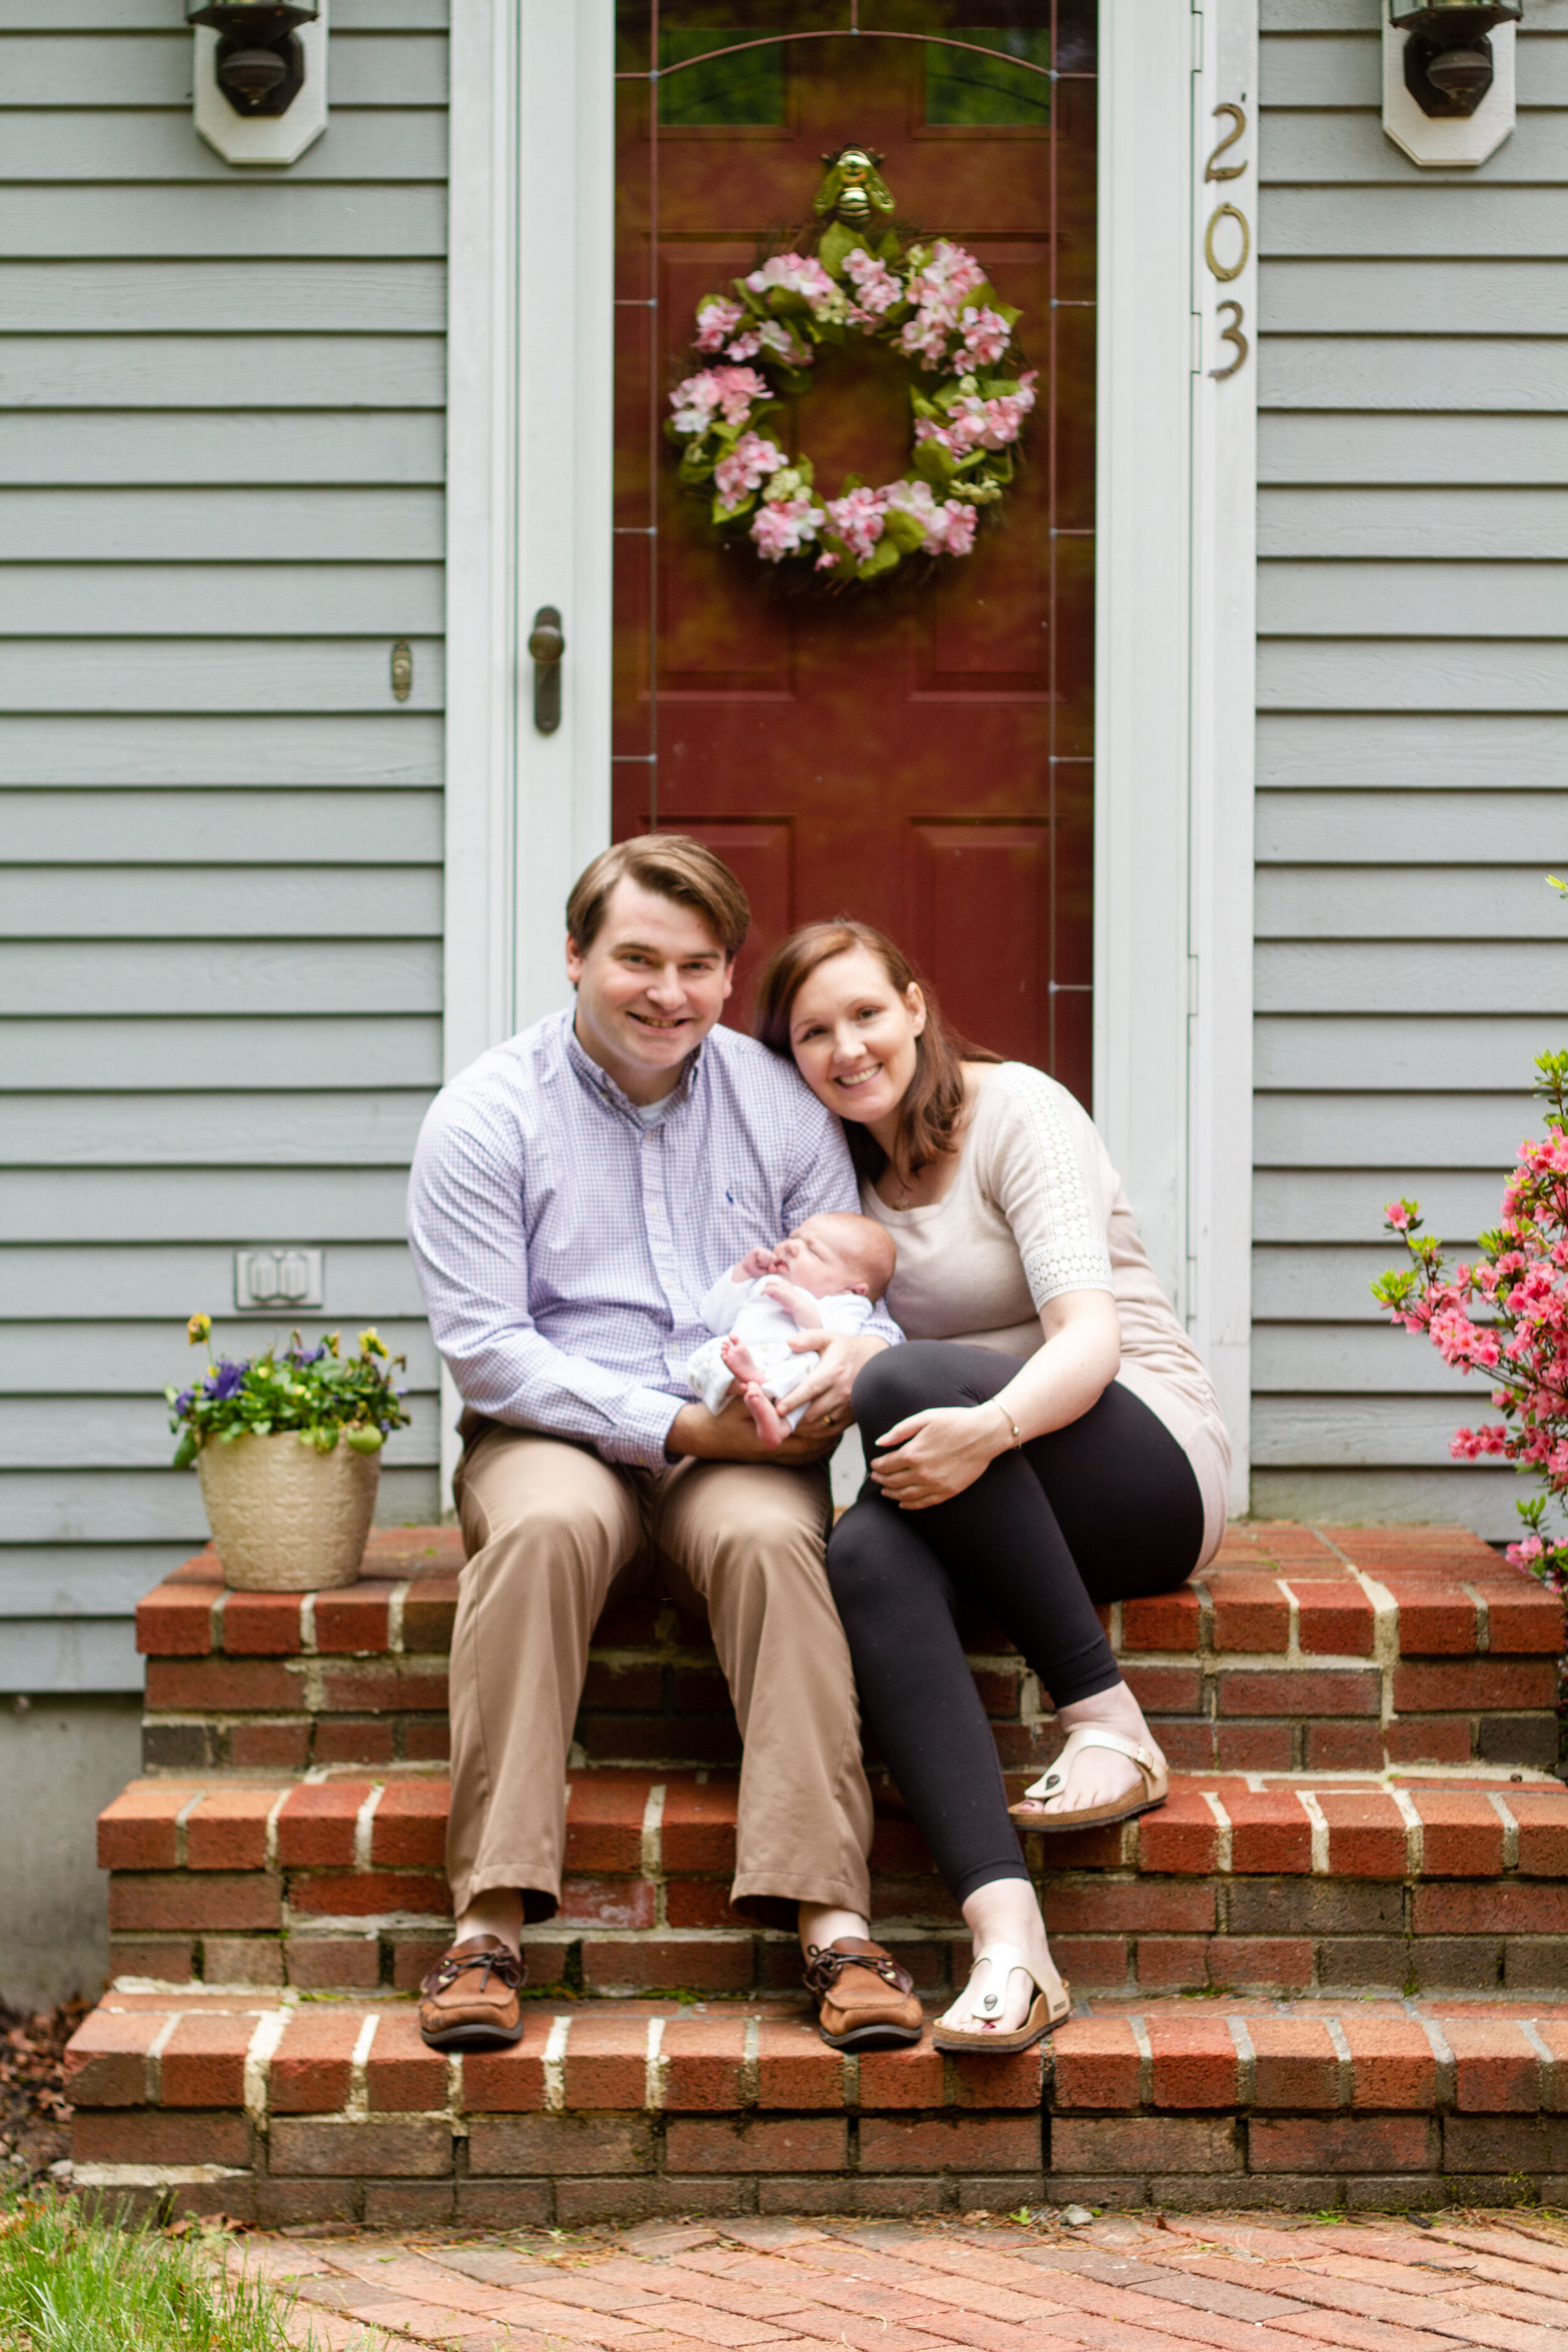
[418,1935,525,2051]
[803,1937,923,2050]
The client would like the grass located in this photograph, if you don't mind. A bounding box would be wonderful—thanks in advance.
[0,2191,313,2351]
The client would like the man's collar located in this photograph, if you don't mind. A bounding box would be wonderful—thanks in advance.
[563,1015,707,1123]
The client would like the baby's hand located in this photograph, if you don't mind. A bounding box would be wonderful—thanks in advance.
[758,1274,815,1324]
[737,1244,783,1282]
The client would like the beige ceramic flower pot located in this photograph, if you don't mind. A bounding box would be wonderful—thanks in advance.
[196,1429,379,1592]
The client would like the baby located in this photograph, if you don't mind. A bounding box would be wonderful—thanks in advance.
[688,1212,897,1449]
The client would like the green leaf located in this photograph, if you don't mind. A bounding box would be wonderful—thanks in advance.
[876,230,903,263]
[857,538,901,580]
[172,1429,198,1471]
[914,440,957,486]
[817,220,861,279]
[884,506,929,554]
[712,491,755,527]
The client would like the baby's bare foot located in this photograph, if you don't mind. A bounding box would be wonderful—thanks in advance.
[741,1381,790,1449]
[720,1333,765,1388]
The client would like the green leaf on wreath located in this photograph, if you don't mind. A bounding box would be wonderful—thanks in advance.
[884,506,930,554]
[817,220,861,280]
[712,492,755,526]
[914,440,958,486]
[857,538,901,580]
[773,366,815,398]
[877,230,903,263]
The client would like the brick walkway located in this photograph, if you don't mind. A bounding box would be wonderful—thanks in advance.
[233,2207,1568,2351]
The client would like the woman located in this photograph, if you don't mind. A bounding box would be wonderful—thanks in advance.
[755,923,1230,2055]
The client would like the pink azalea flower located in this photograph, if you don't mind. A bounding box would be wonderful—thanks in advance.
[724,327,763,361]
[746,252,844,320]
[707,364,769,425]
[824,485,887,563]
[815,549,841,571]
[1384,1200,1413,1229]
[693,297,744,354]
[714,432,785,511]
[941,499,977,556]
[958,305,1011,366]
[899,312,954,367]
[669,371,723,433]
[907,240,987,317]
[750,494,824,561]
[843,248,903,315]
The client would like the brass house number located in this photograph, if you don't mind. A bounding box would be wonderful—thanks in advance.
[1203,102,1250,382]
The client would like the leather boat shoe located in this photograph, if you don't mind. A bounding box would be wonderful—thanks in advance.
[418,1935,524,2050]
[803,1937,923,2050]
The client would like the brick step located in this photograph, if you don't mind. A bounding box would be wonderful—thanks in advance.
[133,1522,1566,1779]
[99,1764,1568,2001]
[63,1986,1568,2225]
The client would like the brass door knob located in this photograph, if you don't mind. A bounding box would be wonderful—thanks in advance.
[528,606,565,734]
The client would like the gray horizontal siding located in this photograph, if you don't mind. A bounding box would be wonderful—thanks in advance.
[0,262,447,329]
[1255,13,1565,1537]
[0,0,450,1678]
[0,415,445,485]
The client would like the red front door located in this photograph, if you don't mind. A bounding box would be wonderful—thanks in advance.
[613,4,1096,1103]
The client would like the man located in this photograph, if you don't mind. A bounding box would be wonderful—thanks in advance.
[406,835,923,2054]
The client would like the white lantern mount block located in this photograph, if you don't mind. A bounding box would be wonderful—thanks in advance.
[1382,18,1515,168]
[193,1,328,169]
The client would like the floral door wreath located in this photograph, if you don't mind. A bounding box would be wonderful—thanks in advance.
[666,147,1037,585]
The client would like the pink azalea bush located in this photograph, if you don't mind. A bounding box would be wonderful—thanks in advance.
[665,224,1030,583]
[1374,1049,1568,1588]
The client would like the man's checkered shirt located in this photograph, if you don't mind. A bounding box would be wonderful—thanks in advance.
[407,1007,901,1469]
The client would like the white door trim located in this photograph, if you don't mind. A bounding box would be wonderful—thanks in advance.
[1095,0,1256,1512]
[445,0,1259,1512]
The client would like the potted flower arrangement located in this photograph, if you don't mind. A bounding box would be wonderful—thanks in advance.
[168,1315,410,1592]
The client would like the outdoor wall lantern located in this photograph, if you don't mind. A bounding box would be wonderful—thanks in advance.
[1384,1,1522,167]
[186,0,329,168]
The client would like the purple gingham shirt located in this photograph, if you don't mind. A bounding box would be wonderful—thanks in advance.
[407,1007,901,1469]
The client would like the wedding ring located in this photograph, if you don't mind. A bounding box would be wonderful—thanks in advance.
[825,1411,836,1427]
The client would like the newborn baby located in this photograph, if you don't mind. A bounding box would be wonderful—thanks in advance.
[688,1212,898,1448]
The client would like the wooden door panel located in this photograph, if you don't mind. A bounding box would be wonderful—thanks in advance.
[615,7,1096,1101]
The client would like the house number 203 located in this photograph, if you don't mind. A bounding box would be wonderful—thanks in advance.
[1204,102,1250,382]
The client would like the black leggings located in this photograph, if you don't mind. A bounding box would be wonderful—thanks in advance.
[829,1342,1205,1905]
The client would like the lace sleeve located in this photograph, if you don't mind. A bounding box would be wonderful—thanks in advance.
[990,1067,1115,1310]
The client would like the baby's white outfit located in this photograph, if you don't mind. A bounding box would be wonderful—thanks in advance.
[687,1271,876,1431]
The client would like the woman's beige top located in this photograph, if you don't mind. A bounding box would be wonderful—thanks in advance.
[862,1061,1231,1564]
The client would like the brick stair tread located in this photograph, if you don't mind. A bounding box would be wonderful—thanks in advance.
[67,1981,1568,2220]
[68,1988,1568,2125]
[99,1766,1568,1885]
[136,1520,1565,1665]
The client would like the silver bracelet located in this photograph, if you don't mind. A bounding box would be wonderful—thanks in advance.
[993,1401,1024,1449]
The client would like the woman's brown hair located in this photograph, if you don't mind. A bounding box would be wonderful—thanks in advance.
[754,920,1002,1187]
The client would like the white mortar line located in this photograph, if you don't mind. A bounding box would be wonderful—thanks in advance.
[1461,1581,1491,1655]
[263,1788,290,1873]
[145,2011,181,2105]
[1414,2010,1456,2110]
[1298,1789,1330,1875]
[352,1783,384,1870]
[209,1589,228,1652]
[1201,1788,1233,1875]
[1522,2018,1555,2106]
[644,2016,667,2112]
[1488,1790,1521,1871]
[447,2053,466,2131]
[387,1581,410,1656]
[298,1592,318,1653]
[172,1789,205,1872]
[1390,1786,1424,1876]
[243,2009,288,2127]
[1277,1581,1301,1663]
[641,1783,667,1885]
[543,2014,571,2112]
[842,2050,861,2110]
[740,2016,760,2110]
[1324,2015,1353,2111]
[1347,1567,1399,1670]
[1128,2015,1153,2108]
[1226,2015,1256,2108]
[347,2011,379,2117]
[1108,1599,1123,1653]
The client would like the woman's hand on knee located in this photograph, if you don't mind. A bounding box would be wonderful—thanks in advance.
[869,1404,1009,1510]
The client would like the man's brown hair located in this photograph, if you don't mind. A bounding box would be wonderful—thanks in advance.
[566,834,750,961]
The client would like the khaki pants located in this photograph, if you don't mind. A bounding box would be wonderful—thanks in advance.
[447,1422,874,1927]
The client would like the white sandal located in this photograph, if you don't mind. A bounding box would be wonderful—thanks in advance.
[931,1942,1072,2055]
[1008,1723,1169,1833]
